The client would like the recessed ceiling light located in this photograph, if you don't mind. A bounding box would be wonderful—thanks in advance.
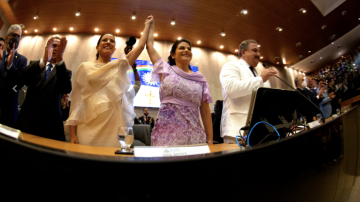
[276,27,282,31]
[235,49,238,52]
[299,8,306,13]
[321,25,327,30]
[95,28,98,31]
[220,32,225,37]
[277,62,279,64]
[339,53,341,54]
[34,29,38,32]
[178,37,181,40]
[141,32,143,35]
[154,33,158,37]
[197,41,201,44]
[53,28,57,31]
[24,30,27,33]
[320,57,322,59]
[331,42,334,44]
[171,20,175,25]
[75,11,80,16]
[260,56,263,59]
[33,15,38,20]
[132,14,136,20]
[258,44,261,47]
[116,29,120,33]
[240,9,248,15]
[358,18,360,20]
[220,45,224,49]
[308,51,311,53]
[69,27,73,31]
[285,66,287,69]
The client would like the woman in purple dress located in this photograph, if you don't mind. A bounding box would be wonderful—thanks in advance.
[146,17,213,146]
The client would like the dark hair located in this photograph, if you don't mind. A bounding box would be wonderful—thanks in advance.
[96,33,114,60]
[143,107,148,111]
[239,39,258,57]
[327,88,334,94]
[167,39,192,70]
[0,37,5,42]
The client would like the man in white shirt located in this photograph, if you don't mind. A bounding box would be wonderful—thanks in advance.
[219,39,277,143]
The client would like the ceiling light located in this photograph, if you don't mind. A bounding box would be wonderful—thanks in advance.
[277,62,279,64]
[276,27,282,31]
[339,53,341,55]
[331,42,334,44]
[320,57,322,59]
[178,37,181,40]
[220,31,225,37]
[171,20,175,25]
[220,45,224,49]
[299,8,306,13]
[33,15,38,20]
[132,14,136,20]
[69,27,73,31]
[358,18,360,20]
[308,51,311,53]
[34,29,38,32]
[258,44,261,47]
[353,63,356,66]
[53,28,57,31]
[285,66,287,69]
[116,29,120,33]
[141,32,143,35]
[24,30,27,33]
[154,33,158,37]
[321,25,327,30]
[240,9,248,15]
[75,11,80,16]
[95,28,98,32]
[197,41,201,44]
[260,56,263,59]
[235,49,238,52]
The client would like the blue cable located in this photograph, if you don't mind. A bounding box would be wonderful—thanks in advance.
[247,121,280,147]
[235,135,243,148]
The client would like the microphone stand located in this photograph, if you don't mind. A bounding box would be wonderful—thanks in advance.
[275,76,325,124]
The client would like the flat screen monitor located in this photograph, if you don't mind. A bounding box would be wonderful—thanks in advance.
[245,87,321,145]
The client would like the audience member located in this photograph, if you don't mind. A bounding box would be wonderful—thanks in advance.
[65,16,153,147]
[0,24,27,128]
[138,107,154,128]
[305,76,324,107]
[16,36,72,141]
[317,80,334,119]
[146,17,213,146]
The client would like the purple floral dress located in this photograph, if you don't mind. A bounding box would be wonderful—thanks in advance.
[150,58,213,146]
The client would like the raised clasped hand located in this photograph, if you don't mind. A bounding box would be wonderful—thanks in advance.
[145,15,154,25]
[260,68,278,82]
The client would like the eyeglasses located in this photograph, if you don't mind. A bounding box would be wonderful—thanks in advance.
[9,33,21,39]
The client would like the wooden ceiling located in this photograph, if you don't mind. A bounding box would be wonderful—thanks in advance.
[0,0,359,73]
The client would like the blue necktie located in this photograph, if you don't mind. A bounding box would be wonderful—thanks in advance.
[45,63,52,80]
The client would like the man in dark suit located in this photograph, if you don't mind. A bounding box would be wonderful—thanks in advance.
[0,24,27,128]
[304,76,324,106]
[16,36,72,141]
[139,107,154,128]
[295,75,317,122]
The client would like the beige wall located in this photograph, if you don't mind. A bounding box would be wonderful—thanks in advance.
[17,34,301,119]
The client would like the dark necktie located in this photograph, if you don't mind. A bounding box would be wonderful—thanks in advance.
[45,63,53,80]
[249,66,256,77]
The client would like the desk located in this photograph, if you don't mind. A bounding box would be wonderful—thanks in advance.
[0,106,359,201]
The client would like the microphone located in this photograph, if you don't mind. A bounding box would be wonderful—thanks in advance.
[275,76,325,123]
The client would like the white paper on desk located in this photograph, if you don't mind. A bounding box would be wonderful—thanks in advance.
[0,124,21,139]
[307,120,320,129]
[332,114,339,119]
[134,144,210,157]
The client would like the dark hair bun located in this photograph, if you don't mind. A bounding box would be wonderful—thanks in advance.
[126,37,136,47]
